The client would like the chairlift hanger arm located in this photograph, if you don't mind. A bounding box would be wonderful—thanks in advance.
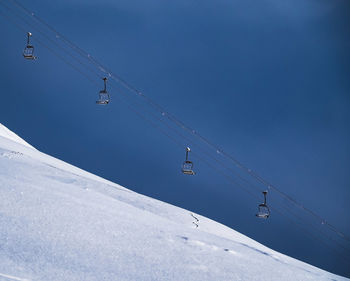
[103,77,107,92]
[263,191,267,205]
[185,147,191,161]
[27,31,31,44]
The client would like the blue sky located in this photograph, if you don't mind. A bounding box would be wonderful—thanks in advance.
[0,0,349,277]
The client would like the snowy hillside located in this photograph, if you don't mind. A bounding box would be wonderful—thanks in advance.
[0,124,34,150]
[0,123,348,281]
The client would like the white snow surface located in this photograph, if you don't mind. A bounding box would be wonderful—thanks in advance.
[0,123,348,281]
[0,124,34,150]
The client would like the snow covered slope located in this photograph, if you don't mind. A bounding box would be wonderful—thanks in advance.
[0,123,34,149]
[0,123,348,281]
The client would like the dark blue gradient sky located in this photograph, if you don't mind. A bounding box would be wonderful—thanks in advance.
[0,0,349,277]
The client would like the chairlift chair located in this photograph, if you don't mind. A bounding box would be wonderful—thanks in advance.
[23,32,36,60]
[182,147,195,175]
[96,77,110,105]
[256,191,270,219]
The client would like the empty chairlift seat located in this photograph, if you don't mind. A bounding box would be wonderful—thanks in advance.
[256,191,270,219]
[182,160,195,175]
[182,147,195,175]
[96,77,110,105]
[23,32,36,60]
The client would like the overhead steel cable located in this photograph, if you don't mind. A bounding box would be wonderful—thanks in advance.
[2,0,350,260]
[8,0,349,245]
[110,77,350,255]
[108,82,350,264]
[110,75,350,258]
[0,0,101,83]
[9,0,115,78]
[0,7,99,87]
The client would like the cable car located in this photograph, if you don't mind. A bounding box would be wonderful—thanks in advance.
[96,77,110,105]
[23,32,36,60]
[182,147,195,175]
[256,191,270,219]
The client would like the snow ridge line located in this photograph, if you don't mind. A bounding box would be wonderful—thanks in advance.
[0,272,31,281]
[190,213,199,228]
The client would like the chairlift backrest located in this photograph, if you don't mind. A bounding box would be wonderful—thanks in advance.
[96,92,110,104]
[23,45,35,59]
[182,160,193,170]
[256,204,270,219]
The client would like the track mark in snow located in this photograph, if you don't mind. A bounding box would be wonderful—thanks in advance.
[44,163,132,194]
[224,248,240,256]
[238,243,290,264]
[0,151,23,159]
[190,213,199,228]
[192,240,206,246]
[44,174,79,185]
[239,242,322,276]
[0,273,31,281]
[179,236,239,255]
